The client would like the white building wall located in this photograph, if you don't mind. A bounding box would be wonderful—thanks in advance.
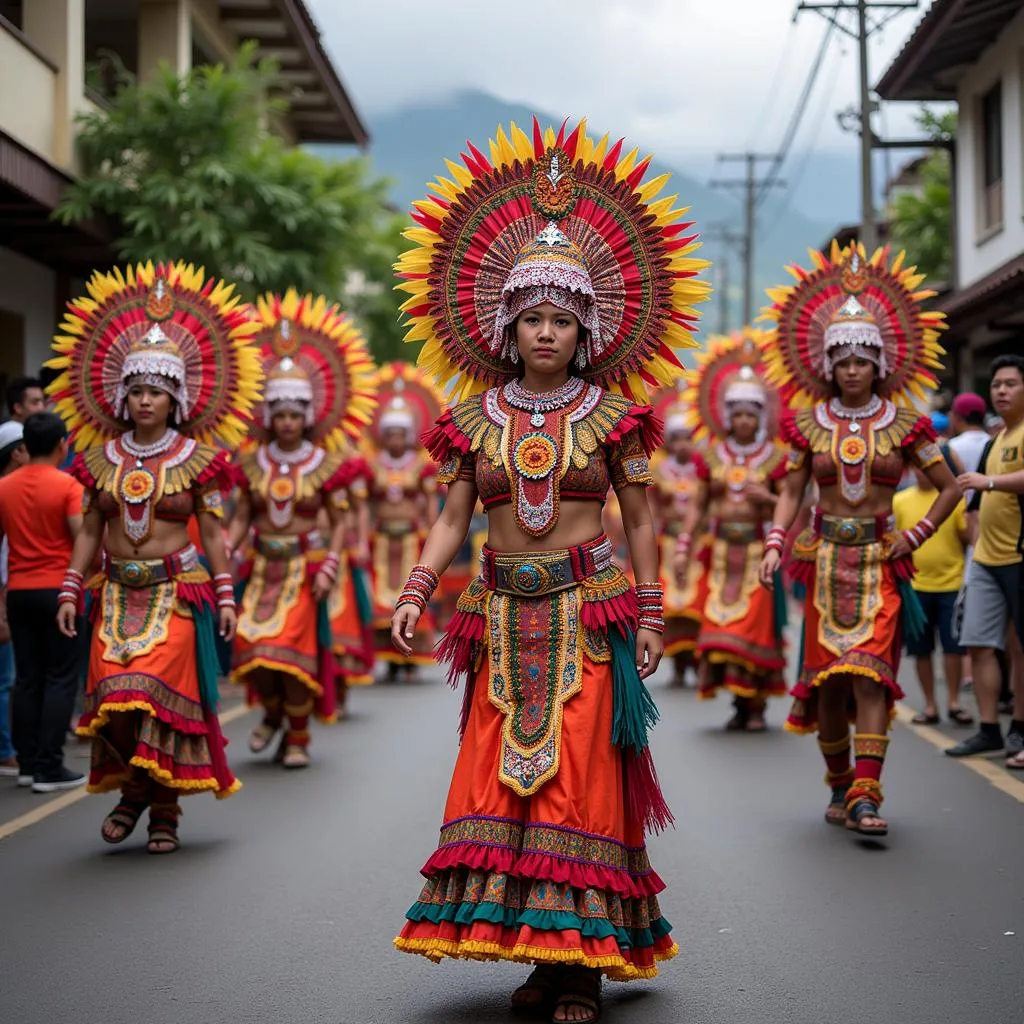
[956,7,1024,289]
[0,248,57,377]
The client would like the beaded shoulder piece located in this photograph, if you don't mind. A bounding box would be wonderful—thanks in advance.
[424,383,661,537]
[704,439,787,480]
[783,402,935,457]
[236,443,349,532]
[72,433,229,545]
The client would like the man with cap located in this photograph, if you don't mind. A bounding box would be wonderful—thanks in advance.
[949,393,992,502]
[0,420,27,776]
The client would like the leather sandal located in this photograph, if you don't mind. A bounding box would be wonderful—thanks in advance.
[552,967,602,1024]
[824,786,849,827]
[249,721,280,753]
[282,744,311,770]
[511,964,563,1016]
[845,799,888,837]
[147,803,181,854]
[101,800,148,844]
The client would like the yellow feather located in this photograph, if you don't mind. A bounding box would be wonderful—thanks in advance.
[509,121,533,161]
[591,132,610,166]
[637,173,670,203]
[614,146,639,179]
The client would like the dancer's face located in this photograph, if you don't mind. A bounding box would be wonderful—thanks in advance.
[667,431,693,461]
[834,355,876,404]
[382,426,410,457]
[271,408,306,447]
[126,384,172,430]
[515,302,580,376]
[730,409,759,445]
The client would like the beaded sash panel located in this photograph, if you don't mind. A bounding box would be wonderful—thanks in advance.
[813,539,884,657]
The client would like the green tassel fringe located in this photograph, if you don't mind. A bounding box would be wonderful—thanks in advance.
[772,569,788,646]
[351,564,374,624]
[316,600,333,651]
[899,579,927,642]
[192,604,222,711]
[609,627,660,755]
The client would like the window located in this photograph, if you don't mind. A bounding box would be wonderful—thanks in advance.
[980,82,1004,231]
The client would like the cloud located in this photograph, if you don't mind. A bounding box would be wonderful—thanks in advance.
[308,0,930,164]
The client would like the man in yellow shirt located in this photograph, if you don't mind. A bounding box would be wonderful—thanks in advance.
[894,469,972,726]
[948,354,1024,766]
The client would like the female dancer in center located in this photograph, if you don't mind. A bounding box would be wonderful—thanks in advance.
[758,245,959,836]
[390,118,709,1023]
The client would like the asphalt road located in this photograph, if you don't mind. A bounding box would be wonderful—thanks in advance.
[1,664,1022,1024]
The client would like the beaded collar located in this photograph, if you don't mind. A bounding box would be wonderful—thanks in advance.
[503,377,586,428]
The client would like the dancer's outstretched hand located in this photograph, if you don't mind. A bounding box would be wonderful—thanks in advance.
[392,604,422,657]
[56,601,78,638]
[635,628,663,680]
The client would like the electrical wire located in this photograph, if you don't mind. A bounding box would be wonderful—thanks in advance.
[746,18,800,150]
[757,18,839,206]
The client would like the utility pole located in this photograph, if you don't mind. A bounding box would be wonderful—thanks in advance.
[795,1,919,252]
[704,223,744,335]
[710,155,783,325]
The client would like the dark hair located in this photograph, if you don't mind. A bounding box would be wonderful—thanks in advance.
[0,440,24,474]
[37,365,61,391]
[961,408,986,427]
[5,376,42,415]
[23,412,67,457]
[991,354,1024,383]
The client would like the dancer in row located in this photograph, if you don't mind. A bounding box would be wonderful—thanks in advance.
[649,387,708,686]
[390,118,709,1021]
[52,262,262,852]
[368,363,443,680]
[678,333,788,730]
[758,245,959,836]
[229,290,377,766]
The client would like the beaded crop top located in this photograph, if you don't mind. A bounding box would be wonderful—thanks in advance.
[425,380,661,538]
[73,430,229,546]
[235,441,353,531]
[783,398,942,507]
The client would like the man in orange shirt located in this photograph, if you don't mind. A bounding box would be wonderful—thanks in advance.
[0,412,86,791]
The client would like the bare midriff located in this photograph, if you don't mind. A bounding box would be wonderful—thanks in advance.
[816,482,897,520]
[104,518,192,561]
[484,499,605,552]
[252,511,321,538]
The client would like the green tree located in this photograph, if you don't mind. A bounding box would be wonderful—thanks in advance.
[57,44,406,360]
[889,107,957,282]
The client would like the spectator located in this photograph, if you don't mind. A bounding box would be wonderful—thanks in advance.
[0,420,27,777]
[4,376,45,423]
[949,392,991,502]
[0,412,86,791]
[894,465,972,725]
[947,354,1024,766]
[931,410,951,441]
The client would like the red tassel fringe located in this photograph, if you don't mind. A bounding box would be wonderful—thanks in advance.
[625,747,675,836]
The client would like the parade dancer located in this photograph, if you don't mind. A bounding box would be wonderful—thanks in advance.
[649,388,709,686]
[390,118,709,1021]
[229,290,377,766]
[367,362,443,680]
[677,333,788,730]
[51,262,263,852]
[758,245,960,837]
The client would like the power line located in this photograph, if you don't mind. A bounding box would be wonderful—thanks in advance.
[746,19,800,150]
[757,19,838,206]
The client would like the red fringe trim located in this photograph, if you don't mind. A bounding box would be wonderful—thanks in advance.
[901,415,938,449]
[625,748,675,835]
[422,411,471,463]
[692,451,711,483]
[194,449,233,490]
[780,411,810,450]
[178,580,214,610]
[581,591,638,632]
[606,405,663,457]
[316,643,337,722]
[69,453,95,488]
[421,844,665,900]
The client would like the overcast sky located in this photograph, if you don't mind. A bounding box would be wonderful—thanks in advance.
[309,0,929,167]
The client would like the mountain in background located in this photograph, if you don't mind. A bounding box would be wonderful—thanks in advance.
[314,89,863,333]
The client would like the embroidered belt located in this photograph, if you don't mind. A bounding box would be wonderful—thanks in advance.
[713,520,763,544]
[106,544,200,587]
[377,520,416,537]
[481,535,613,596]
[254,530,324,559]
[813,510,895,546]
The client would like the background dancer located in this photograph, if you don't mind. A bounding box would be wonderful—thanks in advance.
[759,245,960,838]
[229,290,377,767]
[389,118,709,1023]
[52,262,262,852]
[678,333,788,731]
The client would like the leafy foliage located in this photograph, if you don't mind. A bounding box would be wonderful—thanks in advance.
[57,44,407,360]
[889,107,957,283]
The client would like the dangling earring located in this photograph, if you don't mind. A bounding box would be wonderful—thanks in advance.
[510,347,520,365]
[575,345,587,370]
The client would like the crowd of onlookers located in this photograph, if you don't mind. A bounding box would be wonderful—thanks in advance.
[0,355,1023,796]
[896,353,1024,771]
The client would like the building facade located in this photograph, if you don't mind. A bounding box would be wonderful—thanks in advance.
[878,0,1024,393]
[0,0,367,401]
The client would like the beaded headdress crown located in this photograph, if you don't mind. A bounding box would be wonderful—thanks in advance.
[821,254,888,379]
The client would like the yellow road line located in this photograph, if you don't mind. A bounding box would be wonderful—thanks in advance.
[0,702,254,842]
[893,704,1024,804]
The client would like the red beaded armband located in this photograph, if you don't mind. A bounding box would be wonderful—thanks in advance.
[397,564,440,611]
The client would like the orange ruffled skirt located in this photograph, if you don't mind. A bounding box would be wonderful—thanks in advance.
[661,532,707,659]
[395,657,677,981]
[76,572,239,798]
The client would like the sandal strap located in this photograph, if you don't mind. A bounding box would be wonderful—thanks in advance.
[849,798,879,821]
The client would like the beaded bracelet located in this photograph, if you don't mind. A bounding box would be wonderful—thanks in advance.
[634,582,665,634]
[397,564,440,611]
[764,525,786,555]
[58,569,84,608]
[903,517,936,551]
